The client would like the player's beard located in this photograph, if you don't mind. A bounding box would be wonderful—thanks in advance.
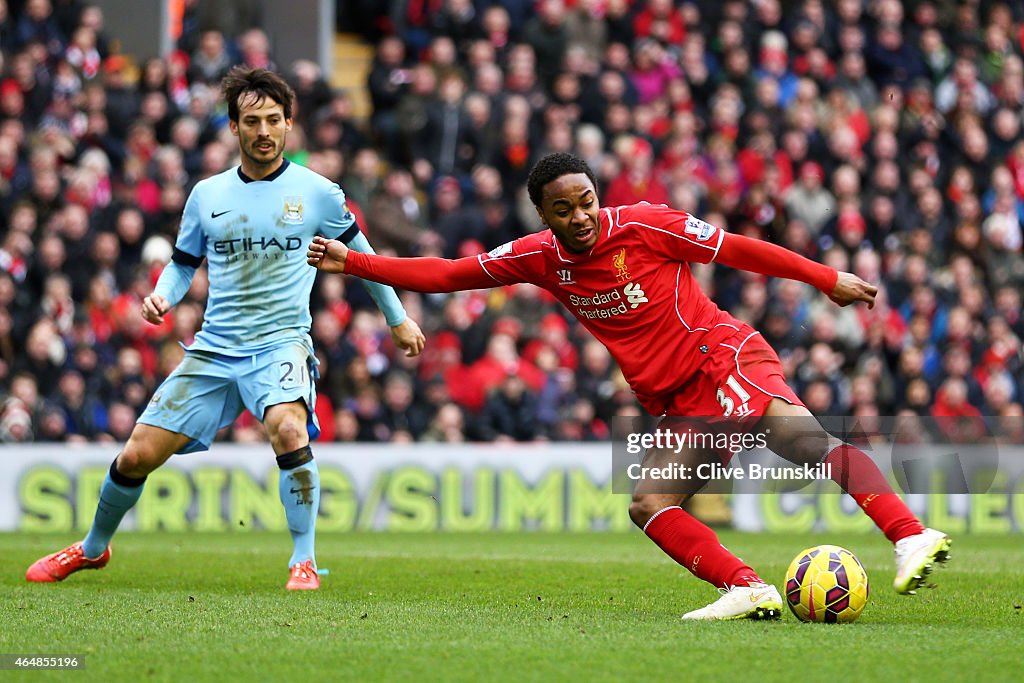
[244,136,282,170]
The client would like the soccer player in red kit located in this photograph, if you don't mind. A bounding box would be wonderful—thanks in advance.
[307,153,951,620]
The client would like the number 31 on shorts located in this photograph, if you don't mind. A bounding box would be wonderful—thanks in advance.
[716,374,752,417]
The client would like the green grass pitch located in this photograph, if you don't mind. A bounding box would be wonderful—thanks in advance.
[2,531,1022,682]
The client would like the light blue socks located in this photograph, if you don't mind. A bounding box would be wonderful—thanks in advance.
[82,461,146,558]
[276,447,319,568]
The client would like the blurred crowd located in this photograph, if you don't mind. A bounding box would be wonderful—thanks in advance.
[1,0,1023,446]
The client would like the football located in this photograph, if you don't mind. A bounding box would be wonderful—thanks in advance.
[785,545,869,623]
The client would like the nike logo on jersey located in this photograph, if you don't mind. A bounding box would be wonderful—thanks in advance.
[211,210,232,218]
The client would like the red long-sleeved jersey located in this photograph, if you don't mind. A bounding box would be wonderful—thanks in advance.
[345,203,837,414]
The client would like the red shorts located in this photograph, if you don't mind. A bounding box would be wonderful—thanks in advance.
[661,326,803,420]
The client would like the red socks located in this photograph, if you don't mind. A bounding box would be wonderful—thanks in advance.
[642,443,925,590]
[824,444,925,543]
[643,506,763,589]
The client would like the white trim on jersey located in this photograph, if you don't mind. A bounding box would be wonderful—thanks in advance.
[710,226,726,262]
[672,264,741,335]
[616,218,721,254]
[729,331,796,404]
[552,237,570,263]
[476,254,507,284]
[672,264,707,333]
[478,247,547,283]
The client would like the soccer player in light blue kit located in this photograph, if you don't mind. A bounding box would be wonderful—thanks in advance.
[26,67,426,590]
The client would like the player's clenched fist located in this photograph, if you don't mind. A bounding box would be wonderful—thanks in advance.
[390,318,426,357]
[307,236,349,273]
[141,294,170,324]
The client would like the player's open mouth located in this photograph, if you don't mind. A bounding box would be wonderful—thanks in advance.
[575,227,594,242]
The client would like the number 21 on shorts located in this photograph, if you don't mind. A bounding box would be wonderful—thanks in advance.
[279,360,306,389]
[716,374,752,417]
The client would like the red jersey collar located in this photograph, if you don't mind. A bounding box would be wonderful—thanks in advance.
[551,209,611,263]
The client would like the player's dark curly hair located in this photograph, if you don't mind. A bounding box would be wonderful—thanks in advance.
[527,152,599,207]
[221,66,295,122]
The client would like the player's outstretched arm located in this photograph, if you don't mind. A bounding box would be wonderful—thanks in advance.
[309,235,427,355]
[307,236,498,293]
[144,258,200,324]
[341,231,412,328]
[715,233,876,308]
[714,232,878,306]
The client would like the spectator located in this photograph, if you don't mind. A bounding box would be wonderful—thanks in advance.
[633,0,684,46]
[628,39,681,106]
[104,400,136,441]
[367,35,410,159]
[379,371,431,440]
[0,0,14,49]
[931,377,987,443]
[101,55,140,140]
[478,374,542,441]
[16,0,64,57]
[415,72,476,178]
[785,161,835,236]
[366,167,428,256]
[432,175,482,258]
[604,136,671,207]
[187,30,233,85]
[237,27,275,71]
[936,56,996,115]
[865,22,926,89]
[53,368,107,438]
[421,401,467,443]
[522,0,568,89]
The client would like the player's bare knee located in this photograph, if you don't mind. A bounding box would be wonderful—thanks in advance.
[790,431,831,465]
[628,499,645,527]
[272,417,307,452]
[116,441,158,478]
[628,496,665,528]
[771,425,831,466]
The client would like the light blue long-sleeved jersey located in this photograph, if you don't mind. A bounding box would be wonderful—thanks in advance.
[154,159,406,356]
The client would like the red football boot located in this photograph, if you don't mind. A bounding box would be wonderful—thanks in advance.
[285,560,319,590]
[26,542,111,583]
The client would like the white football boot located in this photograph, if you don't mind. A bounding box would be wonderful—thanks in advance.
[681,583,783,621]
[893,528,952,595]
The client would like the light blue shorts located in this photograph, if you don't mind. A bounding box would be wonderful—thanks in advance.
[138,343,320,453]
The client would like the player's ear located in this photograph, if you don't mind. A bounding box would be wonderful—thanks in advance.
[228,119,239,137]
[534,205,547,227]
[285,118,293,132]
